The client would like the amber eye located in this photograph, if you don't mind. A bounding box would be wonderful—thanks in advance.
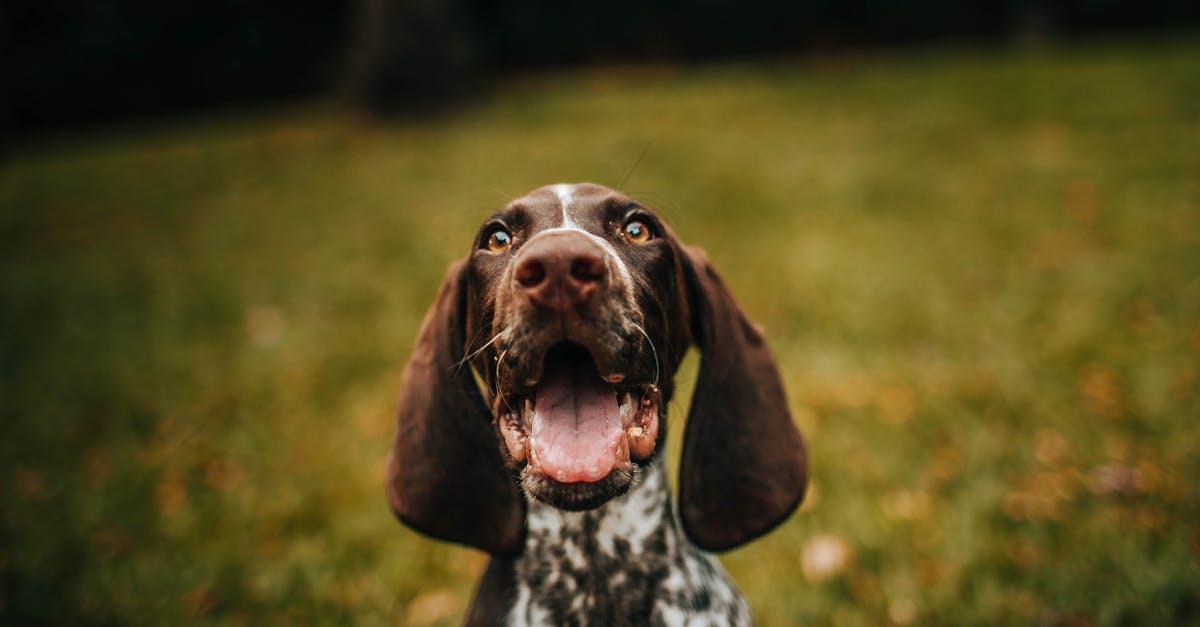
[486,229,512,253]
[623,220,653,243]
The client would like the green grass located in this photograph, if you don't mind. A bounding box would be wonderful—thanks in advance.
[3,39,1199,625]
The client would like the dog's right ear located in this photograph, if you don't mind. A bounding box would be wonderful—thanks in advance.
[386,260,525,556]
[673,244,808,552]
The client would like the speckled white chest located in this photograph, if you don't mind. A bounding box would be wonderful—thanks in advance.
[506,461,752,626]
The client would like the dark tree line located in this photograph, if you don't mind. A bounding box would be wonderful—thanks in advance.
[5,0,1198,134]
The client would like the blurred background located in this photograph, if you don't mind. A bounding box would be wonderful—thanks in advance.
[3,1,1199,624]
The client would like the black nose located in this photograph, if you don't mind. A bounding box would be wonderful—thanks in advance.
[514,231,608,311]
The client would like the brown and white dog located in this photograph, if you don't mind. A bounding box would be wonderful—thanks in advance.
[387,183,808,625]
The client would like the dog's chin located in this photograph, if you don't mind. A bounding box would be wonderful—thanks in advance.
[520,465,639,511]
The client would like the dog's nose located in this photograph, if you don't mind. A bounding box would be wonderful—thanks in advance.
[514,231,607,310]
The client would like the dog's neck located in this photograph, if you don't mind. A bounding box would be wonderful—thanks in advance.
[506,459,751,626]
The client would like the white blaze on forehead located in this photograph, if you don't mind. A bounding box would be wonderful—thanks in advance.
[552,183,581,228]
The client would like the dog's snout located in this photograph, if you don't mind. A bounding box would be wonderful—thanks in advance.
[514,232,607,311]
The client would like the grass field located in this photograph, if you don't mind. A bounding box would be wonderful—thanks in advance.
[2,39,1199,625]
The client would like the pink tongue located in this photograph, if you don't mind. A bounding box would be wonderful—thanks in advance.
[531,357,624,484]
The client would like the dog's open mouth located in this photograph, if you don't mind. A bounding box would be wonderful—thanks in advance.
[497,342,659,502]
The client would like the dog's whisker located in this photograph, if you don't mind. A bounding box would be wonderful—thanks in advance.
[455,330,504,373]
[456,321,495,372]
[495,347,508,385]
[484,185,516,204]
[632,323,660,386]
[618,140,654,188]
[494,347,514,413]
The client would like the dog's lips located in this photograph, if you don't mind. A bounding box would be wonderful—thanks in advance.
[497,343,659,484]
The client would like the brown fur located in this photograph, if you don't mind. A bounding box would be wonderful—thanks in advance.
[386,183,808,620]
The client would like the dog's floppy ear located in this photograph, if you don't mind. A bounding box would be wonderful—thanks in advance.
[675,245,808,552]
[386,260,524,556]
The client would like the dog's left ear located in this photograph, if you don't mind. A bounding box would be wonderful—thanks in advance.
[385,260,525,557]
[674,244,808,552]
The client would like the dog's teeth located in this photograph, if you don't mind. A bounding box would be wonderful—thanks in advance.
[527,439,542,472]
[619,393,634,427]
[627,412,658,459]
[523,398,533,422]
[501,413,527,462]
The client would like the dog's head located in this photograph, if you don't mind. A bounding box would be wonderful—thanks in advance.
[387,183,807,556]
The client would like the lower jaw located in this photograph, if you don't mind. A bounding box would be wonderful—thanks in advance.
[520,464,641,511]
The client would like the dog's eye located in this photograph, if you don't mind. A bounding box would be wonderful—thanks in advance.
[486,229,512,253]
[623,220,653,244]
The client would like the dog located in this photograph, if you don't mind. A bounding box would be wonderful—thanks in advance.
[386,183,808,625]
